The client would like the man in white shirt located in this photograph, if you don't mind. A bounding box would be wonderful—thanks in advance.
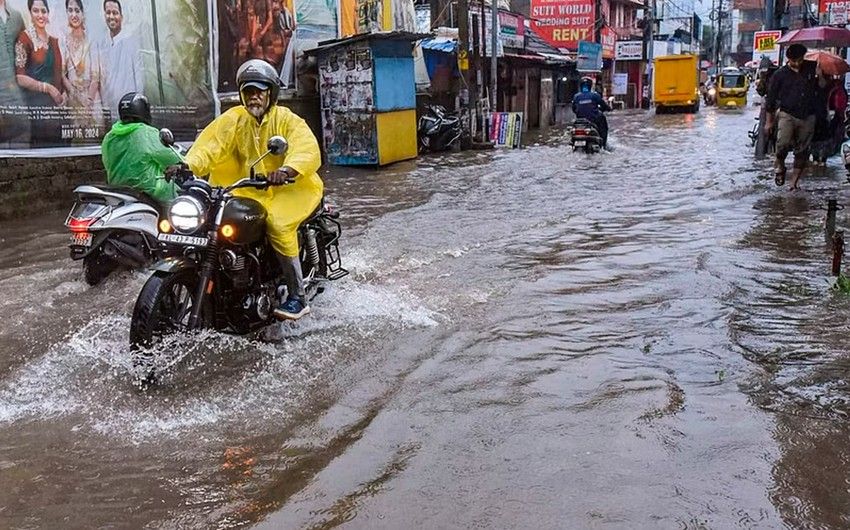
[99,0,144,123]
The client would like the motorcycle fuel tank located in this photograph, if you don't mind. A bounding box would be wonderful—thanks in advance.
[221,198,267,245]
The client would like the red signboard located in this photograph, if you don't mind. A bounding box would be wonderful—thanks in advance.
[530,0,596,51]
[820,0,850,14]
[601,27,616,59]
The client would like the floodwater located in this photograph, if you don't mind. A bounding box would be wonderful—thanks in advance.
[3,107,850,529]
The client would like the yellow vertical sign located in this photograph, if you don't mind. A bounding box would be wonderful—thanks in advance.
[458,49,469,71]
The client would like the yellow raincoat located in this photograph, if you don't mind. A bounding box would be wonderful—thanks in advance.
[185,105,324,257]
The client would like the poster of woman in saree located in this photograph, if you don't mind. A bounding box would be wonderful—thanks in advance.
[61,0,103,134]
[14,0,65,145]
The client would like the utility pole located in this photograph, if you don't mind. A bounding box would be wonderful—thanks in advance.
[645,0,655,109]
[458,0,470,112]
[714,0,723,69]
[490,0,498,112]
[755,0,778,158]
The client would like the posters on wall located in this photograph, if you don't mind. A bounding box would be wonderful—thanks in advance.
[612,73,628,95]
[1,0,214,149]
[318,44,377,163]
[217,0,297,92]
[529,0,594,51]
[338,0,387,37]
[1,0,417,151]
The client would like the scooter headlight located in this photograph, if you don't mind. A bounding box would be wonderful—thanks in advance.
[708,88,716,96]
[169,196,205,233]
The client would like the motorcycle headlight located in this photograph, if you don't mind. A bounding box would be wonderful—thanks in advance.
[709,88,716,96]
[169,196,205,233]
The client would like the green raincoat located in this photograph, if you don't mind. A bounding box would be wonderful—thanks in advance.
[101,121,181,203]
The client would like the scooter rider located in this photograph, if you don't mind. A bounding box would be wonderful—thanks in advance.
[101,92,181,203]
[173,59,323,321]
[572,77,612,148]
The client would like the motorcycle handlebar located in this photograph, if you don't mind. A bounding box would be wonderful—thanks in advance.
[224,175,294,193]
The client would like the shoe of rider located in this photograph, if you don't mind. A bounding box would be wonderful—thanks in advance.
[273,254,310,320]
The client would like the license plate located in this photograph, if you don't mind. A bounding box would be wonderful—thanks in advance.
[575,140,586,147]
[158,233,209,247]
[70,233,92,247]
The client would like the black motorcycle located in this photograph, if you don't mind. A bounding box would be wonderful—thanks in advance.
[570,119,602,153]
[129,132,348,381]
[418,104,462,152]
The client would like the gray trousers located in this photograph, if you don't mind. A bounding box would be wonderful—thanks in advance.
[775,111,816,170]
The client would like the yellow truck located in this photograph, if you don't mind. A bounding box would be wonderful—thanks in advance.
[653,54,701,114]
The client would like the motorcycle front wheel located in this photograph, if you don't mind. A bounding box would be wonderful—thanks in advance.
[130,270,212,380]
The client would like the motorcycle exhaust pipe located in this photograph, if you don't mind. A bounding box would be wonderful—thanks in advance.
[103,238,147,268]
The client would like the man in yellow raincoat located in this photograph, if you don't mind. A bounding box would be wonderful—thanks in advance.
[182,59,323,320]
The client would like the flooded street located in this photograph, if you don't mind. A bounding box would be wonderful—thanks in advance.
[4,107,850,529]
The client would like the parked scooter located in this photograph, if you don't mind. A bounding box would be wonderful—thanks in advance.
[418,105,461,152]
[65,185,164,285]
[570,119,603,153]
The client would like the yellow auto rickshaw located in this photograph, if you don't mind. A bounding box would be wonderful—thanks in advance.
[716,67,749,108]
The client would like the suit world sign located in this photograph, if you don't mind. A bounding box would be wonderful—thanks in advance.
[530,0,595,50]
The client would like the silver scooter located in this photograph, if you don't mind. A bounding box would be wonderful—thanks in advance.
[65,185,164,285]
[65,140,192,285]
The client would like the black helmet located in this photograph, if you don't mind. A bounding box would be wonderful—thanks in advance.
[118,92,151,125]
[579,77,593,91]
[236,59,281,112]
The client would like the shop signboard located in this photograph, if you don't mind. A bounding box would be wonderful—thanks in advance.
[530,0,595,50]
[615,40,643,61]
[752,30,783,65]
[577,41,602,72]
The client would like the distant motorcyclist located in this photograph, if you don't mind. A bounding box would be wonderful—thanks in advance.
[175,59,323,321]
[101,92,181,203]
[572,77,612,148]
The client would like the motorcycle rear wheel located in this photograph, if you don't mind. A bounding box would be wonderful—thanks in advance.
[130,270,212,381]
[83,252,118,286]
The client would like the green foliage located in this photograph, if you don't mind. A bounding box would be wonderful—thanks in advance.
[833,273,850,294]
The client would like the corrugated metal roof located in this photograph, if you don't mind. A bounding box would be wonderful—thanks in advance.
[306,31,432,55]
[524,26,574,62]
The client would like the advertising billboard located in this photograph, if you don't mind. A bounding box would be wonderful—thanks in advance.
[529,0,594,50]
[1,0,214,149]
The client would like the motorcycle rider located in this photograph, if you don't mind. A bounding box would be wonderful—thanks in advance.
[101,92,181,203]
[175,59,323,321]
[571,77,612,148]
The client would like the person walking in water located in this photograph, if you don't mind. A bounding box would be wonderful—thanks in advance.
[765,43,821,191]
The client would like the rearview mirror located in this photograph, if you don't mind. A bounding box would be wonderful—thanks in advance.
[267,136,288,156]
[159,128,175,147]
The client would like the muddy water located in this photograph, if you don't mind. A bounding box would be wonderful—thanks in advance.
[2,108,850,529]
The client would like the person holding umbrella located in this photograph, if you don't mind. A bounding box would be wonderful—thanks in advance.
[765,43,821,190]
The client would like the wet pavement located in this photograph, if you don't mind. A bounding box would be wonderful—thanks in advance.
[3,107,850,529]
